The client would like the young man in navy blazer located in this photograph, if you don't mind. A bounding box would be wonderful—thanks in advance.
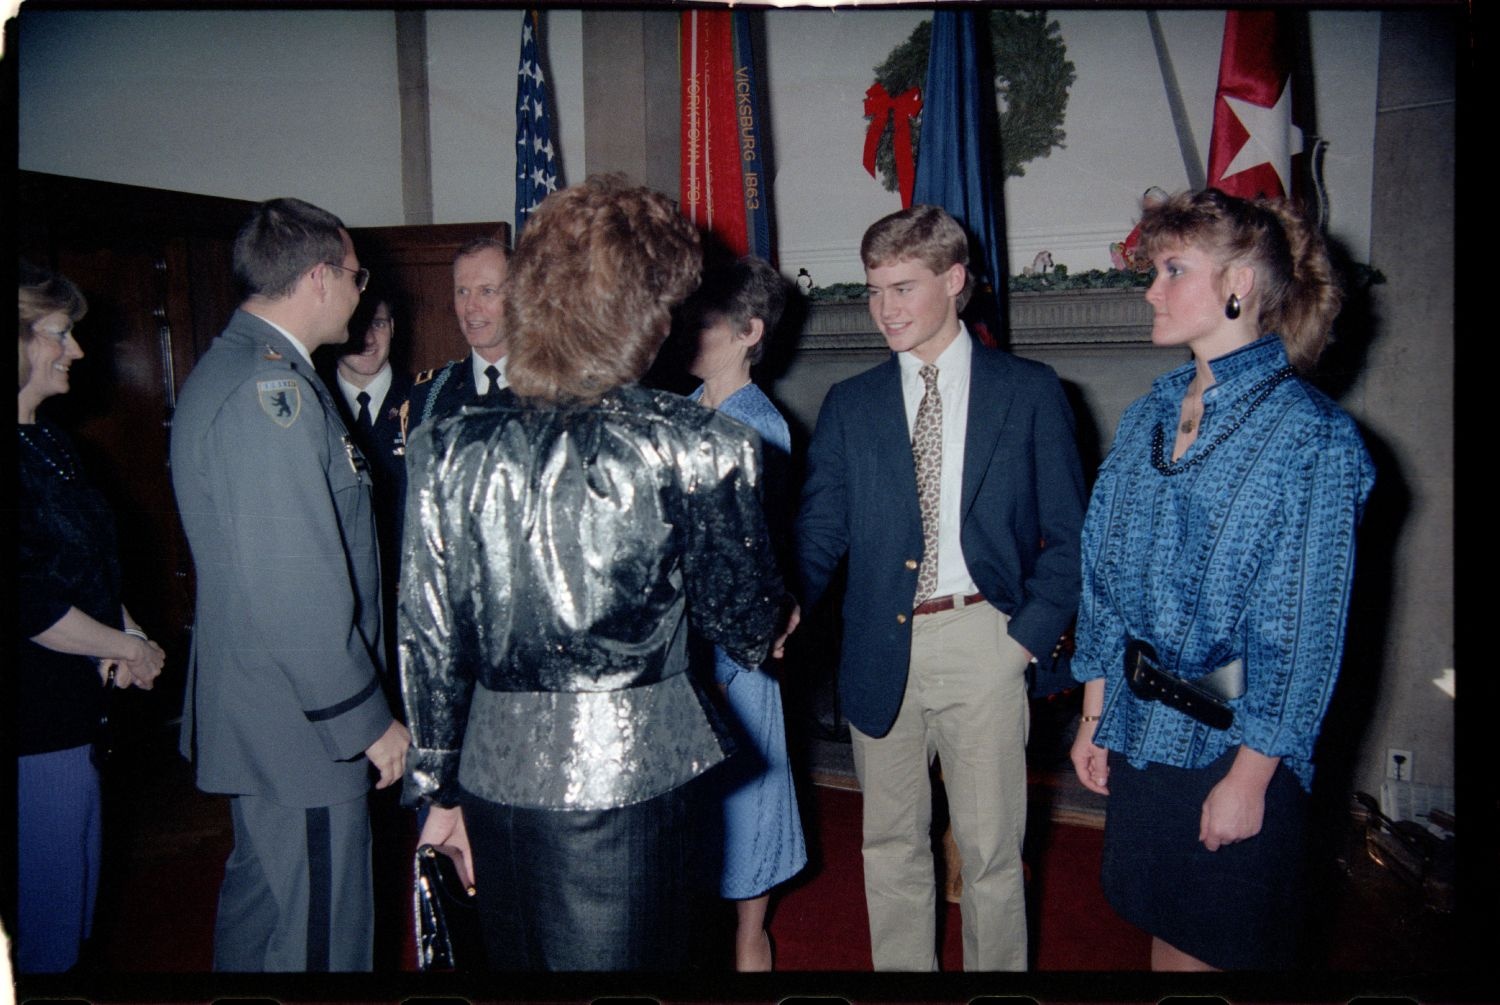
[796,205,1085,970]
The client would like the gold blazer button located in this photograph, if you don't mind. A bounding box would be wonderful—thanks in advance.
[896,613,908,624]
[904,559,918,570]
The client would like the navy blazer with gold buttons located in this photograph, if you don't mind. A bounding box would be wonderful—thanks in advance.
[795,336,1087,738]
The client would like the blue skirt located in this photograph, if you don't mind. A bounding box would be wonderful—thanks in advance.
[1101,749,1308,969]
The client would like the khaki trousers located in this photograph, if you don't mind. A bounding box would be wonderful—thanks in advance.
[850,600,1030,971]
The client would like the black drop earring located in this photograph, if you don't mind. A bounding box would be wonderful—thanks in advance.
[1224,293,1241,320]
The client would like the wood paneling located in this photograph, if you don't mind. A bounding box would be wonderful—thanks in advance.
[18,172,255,721]
[15,173,507,725]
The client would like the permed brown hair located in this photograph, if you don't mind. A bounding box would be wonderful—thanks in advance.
[1137,188,1342,373]
[505,176,702,403]
[19,260,87,388]
[860,204,974,311]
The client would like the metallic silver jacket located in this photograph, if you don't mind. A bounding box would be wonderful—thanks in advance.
[399,384,783,810]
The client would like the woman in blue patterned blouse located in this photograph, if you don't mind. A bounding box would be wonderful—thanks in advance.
[1069,189,1374,971]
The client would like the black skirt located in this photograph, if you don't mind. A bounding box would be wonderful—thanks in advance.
[460,782,695,971]
[1101,748,1309,969]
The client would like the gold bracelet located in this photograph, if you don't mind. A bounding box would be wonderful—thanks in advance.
[1080,713,1102,723]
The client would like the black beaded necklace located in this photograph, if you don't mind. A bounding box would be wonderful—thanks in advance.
[18,423,80,481]
[1151,365,1296,475]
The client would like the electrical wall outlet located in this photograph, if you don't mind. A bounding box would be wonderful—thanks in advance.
[1387,748,1413,781]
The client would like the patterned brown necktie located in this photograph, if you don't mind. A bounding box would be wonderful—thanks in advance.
[912,364,942,604]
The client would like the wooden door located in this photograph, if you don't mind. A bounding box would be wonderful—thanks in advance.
[17,173,254,721]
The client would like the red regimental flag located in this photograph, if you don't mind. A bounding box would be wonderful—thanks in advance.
[681,10,749,255]
[1205,10,1302,200]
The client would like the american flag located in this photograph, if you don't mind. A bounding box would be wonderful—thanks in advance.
[515,9,560,236]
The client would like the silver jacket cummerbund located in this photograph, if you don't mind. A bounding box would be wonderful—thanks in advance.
[399,384,783,810]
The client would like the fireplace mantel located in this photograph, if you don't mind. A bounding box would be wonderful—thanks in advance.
[772,288,1177,449]
[799,288,1154,350]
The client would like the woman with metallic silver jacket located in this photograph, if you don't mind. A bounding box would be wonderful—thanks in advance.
[398,176,792,971]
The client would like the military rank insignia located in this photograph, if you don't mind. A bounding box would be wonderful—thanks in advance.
[257,379,301,427]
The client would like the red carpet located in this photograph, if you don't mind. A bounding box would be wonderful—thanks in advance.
[69,729,1463,989]
[765,784,1148,971]
[92,757,1146,973]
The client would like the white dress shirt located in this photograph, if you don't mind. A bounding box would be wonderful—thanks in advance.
[336,365,393,420]
[897,324,976,599]
[470,351,509,396]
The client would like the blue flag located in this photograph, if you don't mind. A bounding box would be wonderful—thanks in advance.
[912,11,1006,339]
[730,11,774,262]
[515,10,560,237]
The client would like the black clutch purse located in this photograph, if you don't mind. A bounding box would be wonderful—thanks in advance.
[413,843,483,971]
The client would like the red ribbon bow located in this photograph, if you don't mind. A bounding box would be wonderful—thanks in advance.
[863,82,922,208]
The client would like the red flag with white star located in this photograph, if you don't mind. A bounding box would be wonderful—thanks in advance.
[1205,11,1302,200]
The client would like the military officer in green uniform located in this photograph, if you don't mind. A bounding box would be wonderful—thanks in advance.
[171,197,409,972]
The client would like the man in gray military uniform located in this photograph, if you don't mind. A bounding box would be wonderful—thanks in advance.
[171,197,409,971]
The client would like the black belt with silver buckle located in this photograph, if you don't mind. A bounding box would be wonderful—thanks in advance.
[1123,637,1244,731]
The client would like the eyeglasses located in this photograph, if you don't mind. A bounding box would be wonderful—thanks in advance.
[323,262,370,294]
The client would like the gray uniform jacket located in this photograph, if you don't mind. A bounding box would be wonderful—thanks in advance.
[172,310,393,808]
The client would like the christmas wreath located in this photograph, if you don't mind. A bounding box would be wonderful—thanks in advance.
[869,11,1075,192]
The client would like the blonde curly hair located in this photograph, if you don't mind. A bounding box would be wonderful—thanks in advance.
[1138,189,1342,373]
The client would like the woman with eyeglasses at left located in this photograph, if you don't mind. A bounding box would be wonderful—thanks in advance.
[16,261,165,973]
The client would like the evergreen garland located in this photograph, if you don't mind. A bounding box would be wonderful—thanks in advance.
[808,265,1382,302]
[869,11,1075,192]
[807,269,1147,304]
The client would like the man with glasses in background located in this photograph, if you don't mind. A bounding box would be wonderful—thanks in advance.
[322,284,411,696]
[171,197,408,971]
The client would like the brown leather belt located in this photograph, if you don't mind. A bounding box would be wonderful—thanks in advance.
[913,591,986,617]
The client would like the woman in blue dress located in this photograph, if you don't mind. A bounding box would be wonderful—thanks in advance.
[686,256,807,971]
